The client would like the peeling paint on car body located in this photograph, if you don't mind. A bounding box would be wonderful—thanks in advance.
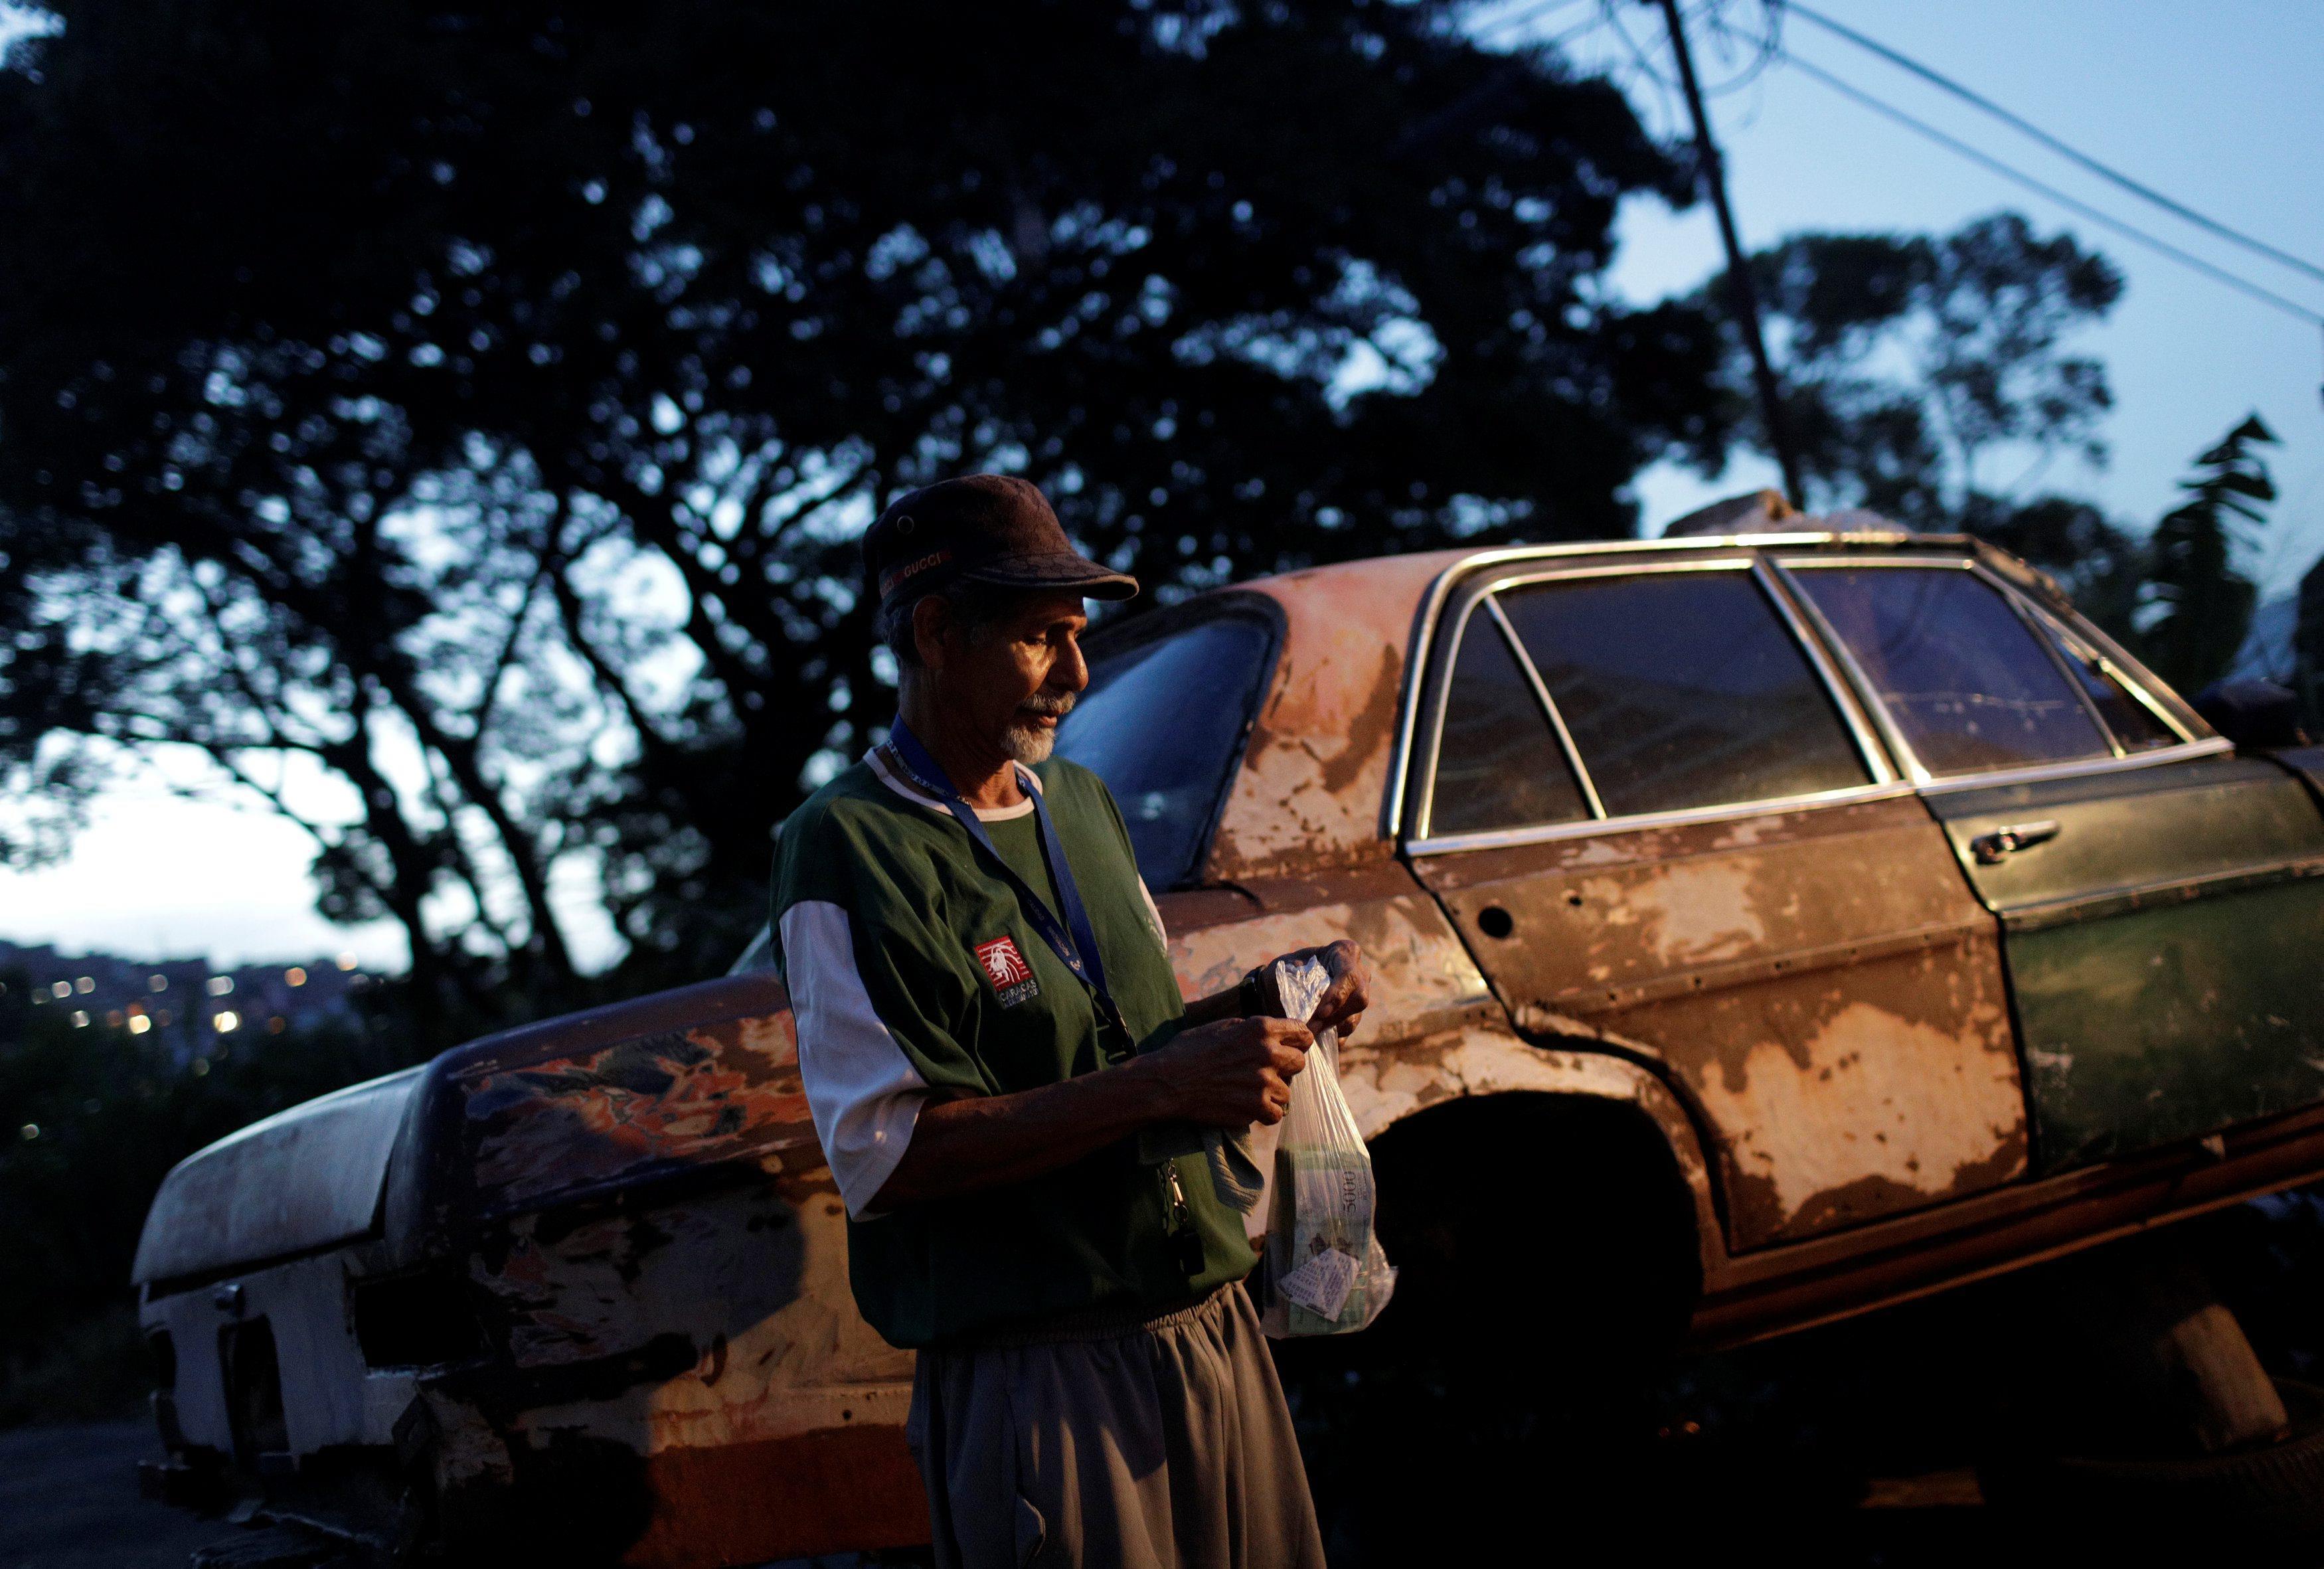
[140,975,928,1566]
[1928,752,2324,1172]
[459,1009,813,1219]
[131,529,2324,1564]
[1204,551,1470,882]
[412,979,928,1562]
[1416,792,2029,1246]
[1157,864,1499,1052]
[1332,1022,1727,1282]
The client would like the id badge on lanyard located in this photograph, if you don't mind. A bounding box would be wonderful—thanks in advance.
[886,722,1204,1276]
[885,722,1134,1058]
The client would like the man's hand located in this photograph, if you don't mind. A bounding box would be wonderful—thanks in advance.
[1145,1015,1313,1128]
[869,1016,1311,1211]
[1266,938,1371,1040]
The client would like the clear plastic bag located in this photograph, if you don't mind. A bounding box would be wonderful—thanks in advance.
[1256,956,1396,1338]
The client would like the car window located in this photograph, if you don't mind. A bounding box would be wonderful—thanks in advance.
[2033,609,2182,752]
[1054,611,1275,889]
[1427,607,1590,837]
[1793,566,2111,775]
[1494,572,1870,817]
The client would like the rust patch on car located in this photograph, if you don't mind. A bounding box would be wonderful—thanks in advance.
[1334,1022,1725,1281]
[1674,953,2029,1244]
[1314,645,1403,797]
[454,1161,919,1562]
[459,1009,820,1216]
[1770,1131,2032,1239]
[620,1422,929,1567]
[1206,553,1457,882]
[440,996,920,1550]
[1416,793,2029,1248]
[1162,870,1495,1050]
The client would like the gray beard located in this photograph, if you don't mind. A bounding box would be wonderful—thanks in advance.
[1000,722,1056,765]
[1002,693,1073,765]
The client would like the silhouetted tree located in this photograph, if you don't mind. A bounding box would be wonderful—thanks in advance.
[1712,212,2123,533]
[2141,414,2276,693]
[1714,216,2295,683]
[0,1,1733,1033]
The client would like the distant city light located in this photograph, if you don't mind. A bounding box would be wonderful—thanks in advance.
[149,975,168,993]
[335,953,358,971]
[285,967,307,987]
[127,1015,152,1036]
[104,1009,124,1028]
[157,1009,173,1027]
[214,1010,241,1033]
[18,1124,36,1141]
[268,1016,287,1034]
[191,1058,210,1077]
[50,981,70,999]
[206,976,234,996]
[70,1010,89,1028]
[31,987,46,1005]
[75,976,93,993]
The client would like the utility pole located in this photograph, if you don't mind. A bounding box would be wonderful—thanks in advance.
[1653,0,1805,507]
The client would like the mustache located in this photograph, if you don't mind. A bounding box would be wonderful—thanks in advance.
[1017,692,1076,720]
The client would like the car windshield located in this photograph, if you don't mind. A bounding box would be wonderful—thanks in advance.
[728,924,774,974]
[1054,610,1276,889]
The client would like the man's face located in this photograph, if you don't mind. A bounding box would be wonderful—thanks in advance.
[925,588,1090,764]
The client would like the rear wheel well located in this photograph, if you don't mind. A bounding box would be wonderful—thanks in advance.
[1365,1091,1702,1369]
[1276,1092,1708,1554]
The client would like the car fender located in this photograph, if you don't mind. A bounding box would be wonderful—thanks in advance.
[1159,874,1722,1285]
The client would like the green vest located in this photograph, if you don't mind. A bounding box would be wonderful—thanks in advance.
[770,753,1254,1348]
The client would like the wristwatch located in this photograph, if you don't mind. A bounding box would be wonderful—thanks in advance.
[1236,965,1270,1019]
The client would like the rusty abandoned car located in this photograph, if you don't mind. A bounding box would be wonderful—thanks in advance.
[132,522,2324,1562]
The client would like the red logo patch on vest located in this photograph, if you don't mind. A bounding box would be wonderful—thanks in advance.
[974,935,1040,1007]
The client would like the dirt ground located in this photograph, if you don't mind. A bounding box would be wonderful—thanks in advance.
[0,1422,225,1569]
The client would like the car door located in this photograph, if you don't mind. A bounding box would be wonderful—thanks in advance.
[1404,556,2031,1250]
[1781,556,2324,1175]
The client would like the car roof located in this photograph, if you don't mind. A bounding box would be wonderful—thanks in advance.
[1238,526,1969,600]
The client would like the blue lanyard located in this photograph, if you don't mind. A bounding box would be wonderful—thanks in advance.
[885,721,1125,1042]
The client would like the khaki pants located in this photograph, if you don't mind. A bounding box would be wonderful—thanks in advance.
[906,1283,1326,1569]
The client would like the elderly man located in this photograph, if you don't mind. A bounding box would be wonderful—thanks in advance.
[771,473,1367,1568]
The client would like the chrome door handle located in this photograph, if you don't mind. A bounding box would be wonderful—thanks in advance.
[1971,819,2062,864]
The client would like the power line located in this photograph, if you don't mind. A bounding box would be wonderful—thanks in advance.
[1473,0,1592,44]
[1761,43,2324,327]
[1538,9,1618,52]
[1787,3,2324,290]
[1576,2,1785,114]
[1693,0,1785,100]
